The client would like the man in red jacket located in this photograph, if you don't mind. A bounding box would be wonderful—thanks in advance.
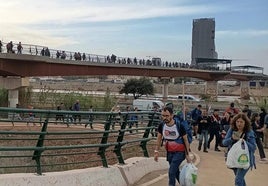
[225,102,239,117]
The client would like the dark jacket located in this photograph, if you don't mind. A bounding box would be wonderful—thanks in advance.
[191,108,202,122]
[197,115,211,133]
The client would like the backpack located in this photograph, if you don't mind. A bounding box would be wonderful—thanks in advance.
[174,116,193,144]
[191,108,201,123]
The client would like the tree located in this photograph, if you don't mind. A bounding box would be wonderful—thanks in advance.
[119,78,154,99]
[0,88,8,107]
[102,88,116,111]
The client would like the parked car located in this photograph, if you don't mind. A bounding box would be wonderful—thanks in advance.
[177,94,201,102]
[133,99,164,111]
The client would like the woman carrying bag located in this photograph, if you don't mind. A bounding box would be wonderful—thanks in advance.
[222,113,256,186]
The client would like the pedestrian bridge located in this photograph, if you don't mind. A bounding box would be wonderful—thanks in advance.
[0,41,267,81]
[0,52,232,81]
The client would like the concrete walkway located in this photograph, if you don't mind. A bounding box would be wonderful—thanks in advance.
[135,139,268,186]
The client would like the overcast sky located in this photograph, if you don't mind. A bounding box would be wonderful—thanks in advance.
[1,0,267,74]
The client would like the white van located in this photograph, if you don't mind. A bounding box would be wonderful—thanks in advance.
[133,99,164,111]
[112,79,124,84]
[177,94,200,102]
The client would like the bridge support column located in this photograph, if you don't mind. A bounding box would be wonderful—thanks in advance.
[0,77,29,107]
[205,81,218,101]
[240,81,250,100]
[160,77,171,102]
[8,89,19,108]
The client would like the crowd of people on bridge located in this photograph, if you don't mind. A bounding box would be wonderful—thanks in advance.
[0,39,229,71]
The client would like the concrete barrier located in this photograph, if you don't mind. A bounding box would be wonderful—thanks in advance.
[0,157,168,186]
[116,157,169,185]
[0,166,126,186]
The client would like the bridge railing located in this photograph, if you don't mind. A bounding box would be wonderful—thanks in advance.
[2,40,230,70]
[0,41,165,67]
[0,41,241,71]
[0,41,109,63]
[0,107,161,175]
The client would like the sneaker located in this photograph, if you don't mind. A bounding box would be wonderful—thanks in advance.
[203,150,208,153]
[260,158,268,163]
[215,148,221,152]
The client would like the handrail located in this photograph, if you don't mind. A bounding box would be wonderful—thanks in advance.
[0,107,161,175]
[0,40,230,70]
[0,41,164,67]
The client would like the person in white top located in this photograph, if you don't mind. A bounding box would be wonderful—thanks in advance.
[154,106,191,186]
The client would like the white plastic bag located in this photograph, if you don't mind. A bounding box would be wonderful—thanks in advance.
[179,163,198,186]
[226,139,250,169]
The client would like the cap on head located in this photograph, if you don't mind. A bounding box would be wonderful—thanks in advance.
[230,102,234,107]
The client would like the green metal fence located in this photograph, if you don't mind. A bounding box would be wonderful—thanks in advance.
[0,107,161,175]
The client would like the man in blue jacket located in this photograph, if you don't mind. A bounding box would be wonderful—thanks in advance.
[191,104,202,139]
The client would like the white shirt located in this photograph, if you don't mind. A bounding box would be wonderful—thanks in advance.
[163,124,179,140]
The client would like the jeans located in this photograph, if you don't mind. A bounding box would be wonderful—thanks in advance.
[208,128,220,149]
[256,136,266,159]
[167,151,185,186]
[264,128,268,148]
[232,168,249,186]
[199,130,209,150]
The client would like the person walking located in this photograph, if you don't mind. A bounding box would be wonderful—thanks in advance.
[260,108,267,143]
[55,103,64,124]
[197,109,211,152]
[133,107,139,132]
[17,42,23,54]
[220,111,233,149]
[128,106,139,133]
[66,106,74,127]
[73,100,81,124]
[223,113,256,186]
[85,105,94,129]
[150,106,161,137]
[225,102,239,117]
[111,105,121,130]
[221,111,232,132]
[264,113,268,148]
[27,105,36,126]
[251,113,267,163]
[191,104,202,139]
[242,105,252,119]
[259,108,267,127]
[6,41,14,53]
[0,40,2,53]
[154,106,191,186]
[208,109,221,151]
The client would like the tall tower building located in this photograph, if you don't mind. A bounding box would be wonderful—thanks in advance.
[191,18,218,65]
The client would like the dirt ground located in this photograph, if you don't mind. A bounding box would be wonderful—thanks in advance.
[0,122,160,174]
